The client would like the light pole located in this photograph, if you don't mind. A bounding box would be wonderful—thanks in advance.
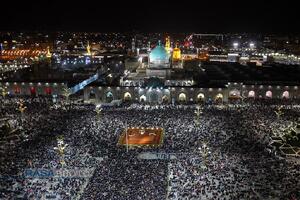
[17,100,27,121]
[0,86,7,98]
[194,106,203,125]
[198,141,211,170]
[274,106,284,119]
[95,104,103,121]
[62,87,72,103]
[54,136,68,167]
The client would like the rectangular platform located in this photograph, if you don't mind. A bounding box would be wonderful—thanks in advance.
[118,127,164,147]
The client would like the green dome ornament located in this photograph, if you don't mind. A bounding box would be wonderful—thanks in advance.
[149,40,170,64]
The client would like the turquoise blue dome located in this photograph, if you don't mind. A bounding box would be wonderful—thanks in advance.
[149,43,169,63]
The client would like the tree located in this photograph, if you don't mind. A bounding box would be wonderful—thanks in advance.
[62,87,72,103]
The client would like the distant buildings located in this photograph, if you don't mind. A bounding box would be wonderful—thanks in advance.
[1,32,300,104]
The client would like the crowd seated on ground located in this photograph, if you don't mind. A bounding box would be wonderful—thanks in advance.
[0,96,299,199]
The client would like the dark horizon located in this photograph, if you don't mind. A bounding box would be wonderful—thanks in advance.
[1,0,299,34]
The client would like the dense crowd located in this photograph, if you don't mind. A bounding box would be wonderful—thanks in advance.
[0,97,300,200]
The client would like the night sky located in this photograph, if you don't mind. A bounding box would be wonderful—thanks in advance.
[1,0,299,34]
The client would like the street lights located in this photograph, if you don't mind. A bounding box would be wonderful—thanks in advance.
[194,106,203,125]
[62,87,72,103]
[54,136,68,167]
[95,104,103,121]
[198,141,211,170]
[0,86,7,98]
[274,106,284,119]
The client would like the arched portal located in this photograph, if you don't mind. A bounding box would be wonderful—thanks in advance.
[197,93,205,102]
[140,95,146,102]
[89,90,96,100]
[30,87,36,96]
[229,89,241,99]
[106,91,114,103]
[178,93,187,102]
[124,92,132,101]
[149,91,159,103]
[248,90,255,98]
[147,89,163,104]
[282,91,289,99]
[215,93,223,102]
[14,86,21,94]
[162,95,169,103]
[266,91,272,98]
[45,87,52,95]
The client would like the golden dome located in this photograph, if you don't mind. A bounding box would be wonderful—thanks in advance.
[172,47,181,60]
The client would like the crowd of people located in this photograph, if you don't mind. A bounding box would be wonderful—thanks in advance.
[0,96,299,199]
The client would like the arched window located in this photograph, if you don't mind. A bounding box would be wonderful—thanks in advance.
[178,93,187,102]
[197,93,205,102]
[229,89,241,98]
[266,91,272,98]
[106,91,114,103]
[282,91,289,98]
[45,87,52,95]
[215,93,223,100]
[14,86,21,94]
[30,87,36,96]
[124,92,132,101]
[140,95,146,102]
[162,95,169,103]
[248,90,255,98]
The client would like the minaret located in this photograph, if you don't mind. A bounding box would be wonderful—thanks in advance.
[86,41,92,56]
[46,46,52,58]
[165,36,171,54]
[131,38,135,53]
[147,41,151,52]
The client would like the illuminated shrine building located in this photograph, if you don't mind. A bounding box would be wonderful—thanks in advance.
[146,41,171,78]
[172,44,181,60]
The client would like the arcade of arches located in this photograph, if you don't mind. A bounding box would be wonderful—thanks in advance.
[84,88,297,104]
[2,82,299,102]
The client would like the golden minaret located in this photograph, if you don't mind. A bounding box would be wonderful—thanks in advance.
[172,43,181,60]
[46,46,52,58]
[86,41,92,56]
[165,36,171,54]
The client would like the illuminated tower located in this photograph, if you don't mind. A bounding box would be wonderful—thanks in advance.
[131,38,136,53]
[46,46,52,58]
[86,41,92,56]
[147,41,151,52]
[165,36,171,54]
[85,42,92,65]
[172,43,181,60]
